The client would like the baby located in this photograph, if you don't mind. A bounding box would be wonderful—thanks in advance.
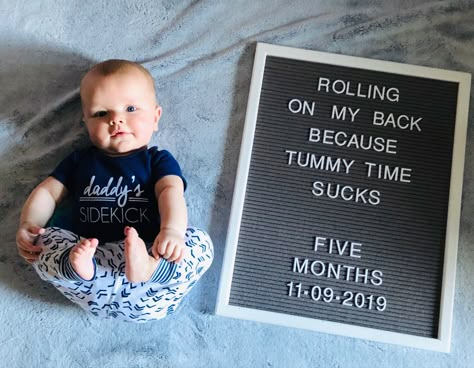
[15,60,214,322]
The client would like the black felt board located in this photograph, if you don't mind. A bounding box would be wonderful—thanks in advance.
[228,55,459,337]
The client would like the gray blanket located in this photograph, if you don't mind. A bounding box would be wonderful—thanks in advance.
[1,1,473,367]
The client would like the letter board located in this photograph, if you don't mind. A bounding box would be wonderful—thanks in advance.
[216,43,471,352]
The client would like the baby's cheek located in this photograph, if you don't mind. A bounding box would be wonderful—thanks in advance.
[88,129,108,145]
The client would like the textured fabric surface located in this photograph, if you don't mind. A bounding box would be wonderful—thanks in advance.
[1,1,473,367]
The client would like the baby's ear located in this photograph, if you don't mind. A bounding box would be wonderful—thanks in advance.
[154,106,162,131]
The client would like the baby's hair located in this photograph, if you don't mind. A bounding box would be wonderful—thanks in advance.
[91,59,150,77]
[81,59,156,95]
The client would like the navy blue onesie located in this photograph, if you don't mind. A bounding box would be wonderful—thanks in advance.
[50,146,186,243]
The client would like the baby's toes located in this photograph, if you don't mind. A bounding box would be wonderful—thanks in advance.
[82,239,92,248]
[89,238,99,249]
[72,247,83,257]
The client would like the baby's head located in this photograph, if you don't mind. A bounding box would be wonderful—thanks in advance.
[80,60,162,156]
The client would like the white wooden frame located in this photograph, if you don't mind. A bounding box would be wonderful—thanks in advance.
[215,42,471,352]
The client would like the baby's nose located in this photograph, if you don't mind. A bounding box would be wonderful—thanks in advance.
[109,112,125,125]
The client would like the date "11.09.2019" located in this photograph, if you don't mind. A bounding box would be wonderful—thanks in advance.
[286,281,387,312]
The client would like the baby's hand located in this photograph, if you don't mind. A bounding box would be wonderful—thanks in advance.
[16,223,45,264]
[152,228,185,263]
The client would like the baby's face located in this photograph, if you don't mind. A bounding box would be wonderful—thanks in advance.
[80,68,161,156]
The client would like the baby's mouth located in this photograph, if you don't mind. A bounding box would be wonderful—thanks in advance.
[111,131,130,137]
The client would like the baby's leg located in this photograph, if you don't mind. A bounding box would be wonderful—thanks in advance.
[33,227,214,322]
[34,227,77,281]
[34,228,98,283]
[159,226,214,312]
[33,228,100,308]
[34,228,127,318]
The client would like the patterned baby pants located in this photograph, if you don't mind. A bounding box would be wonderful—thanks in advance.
[33,227,213,322]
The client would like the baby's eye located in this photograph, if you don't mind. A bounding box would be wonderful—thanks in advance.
[93,111,107,118]
[126,106,136,112]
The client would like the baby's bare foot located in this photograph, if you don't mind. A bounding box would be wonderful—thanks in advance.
[124,226,159,283]
[69,238,98,281]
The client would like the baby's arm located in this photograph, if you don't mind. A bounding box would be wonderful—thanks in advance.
[152,175,187,263]
[16,177,68,263]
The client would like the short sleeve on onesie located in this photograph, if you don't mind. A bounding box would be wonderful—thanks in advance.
[50,151,81,192]
[49,146,186,243]
[149,147,187,190]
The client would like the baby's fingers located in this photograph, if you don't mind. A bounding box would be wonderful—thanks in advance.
[27,225,45,237]
[151,244,160,260]
[169,245,184,263]
[17,228,41,248]
[18,247,41,263]
[23,243,43,253]
[18,236,43,253]
[157,239,170,256]
[162,242,177,260]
